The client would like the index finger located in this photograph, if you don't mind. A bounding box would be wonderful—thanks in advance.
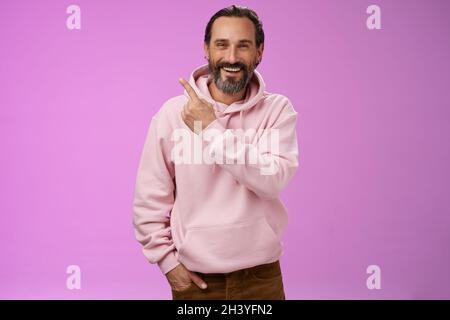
[179,78,198,101]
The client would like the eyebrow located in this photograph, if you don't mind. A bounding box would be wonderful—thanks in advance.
[214,39,253,44]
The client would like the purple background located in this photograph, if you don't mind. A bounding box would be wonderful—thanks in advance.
[1,0,449,299]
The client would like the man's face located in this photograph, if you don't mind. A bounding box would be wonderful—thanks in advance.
[205,16,264,95]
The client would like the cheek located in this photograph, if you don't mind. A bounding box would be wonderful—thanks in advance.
[213,51,230,61]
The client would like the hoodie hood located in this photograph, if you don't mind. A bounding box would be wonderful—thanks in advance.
[184,64,267,128]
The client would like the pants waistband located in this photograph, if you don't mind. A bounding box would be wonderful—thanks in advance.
[196,260,280,278]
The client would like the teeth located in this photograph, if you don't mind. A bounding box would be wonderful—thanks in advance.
[223,67,241,72]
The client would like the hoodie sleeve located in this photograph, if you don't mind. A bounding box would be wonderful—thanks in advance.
[132,110,180,275]
[202,102,299,201]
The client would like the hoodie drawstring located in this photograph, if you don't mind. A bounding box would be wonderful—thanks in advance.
[239,109,244,129]
[212,110,244,174]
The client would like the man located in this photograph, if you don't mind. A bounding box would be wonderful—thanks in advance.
[133,5,299,300]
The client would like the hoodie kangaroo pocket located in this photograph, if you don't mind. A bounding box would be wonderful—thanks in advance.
[177,217,282,274]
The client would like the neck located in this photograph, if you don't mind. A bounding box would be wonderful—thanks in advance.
[208,78,247,106]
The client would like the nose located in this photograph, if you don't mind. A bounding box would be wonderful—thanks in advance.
[226,45,239,64]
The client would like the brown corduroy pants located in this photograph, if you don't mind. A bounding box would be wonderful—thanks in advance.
[171,260,286,300]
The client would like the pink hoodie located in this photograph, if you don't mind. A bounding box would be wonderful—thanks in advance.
[133,64,299,275]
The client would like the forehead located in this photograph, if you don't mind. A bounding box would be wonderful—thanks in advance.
[210,16,256,42]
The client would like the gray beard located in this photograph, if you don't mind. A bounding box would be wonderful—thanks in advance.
[209,63,255,95]
[214,70,252,95]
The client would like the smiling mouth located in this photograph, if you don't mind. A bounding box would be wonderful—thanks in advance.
[221,67,242,75]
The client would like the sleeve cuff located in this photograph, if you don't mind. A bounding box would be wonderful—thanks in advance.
[157,251,181,275]
[201,119,229,163]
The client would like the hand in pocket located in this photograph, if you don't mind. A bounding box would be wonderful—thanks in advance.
[166,263,208,292]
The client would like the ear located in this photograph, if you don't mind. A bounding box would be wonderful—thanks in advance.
[256,43,264,62]
[203,43,210,60]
